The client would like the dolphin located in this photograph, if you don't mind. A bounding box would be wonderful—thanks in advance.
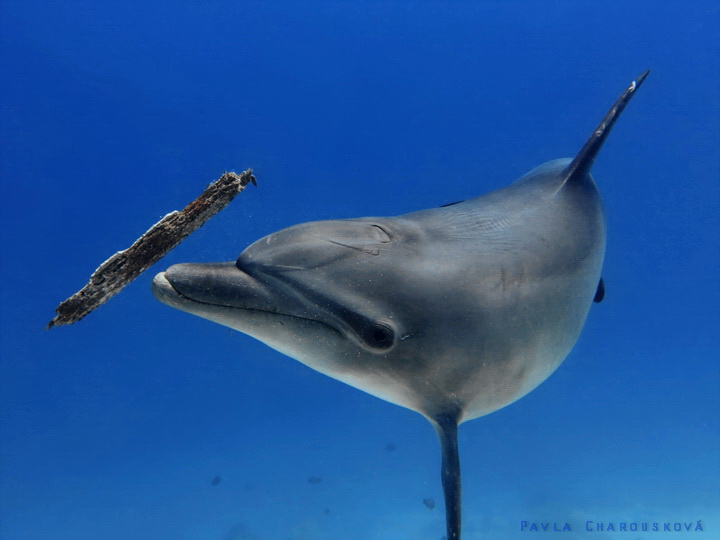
[152,72,648,539]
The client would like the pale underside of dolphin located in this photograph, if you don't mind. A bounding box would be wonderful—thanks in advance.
[152,71,648,539]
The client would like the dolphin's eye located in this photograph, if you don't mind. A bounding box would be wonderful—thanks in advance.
[368,323,395,350]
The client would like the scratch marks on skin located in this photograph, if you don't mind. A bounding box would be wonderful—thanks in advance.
[266,264,307,271]
[324,238,381,256]
[400,331,419,341]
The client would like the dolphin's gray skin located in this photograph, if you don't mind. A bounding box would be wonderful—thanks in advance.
[152,72,648,539]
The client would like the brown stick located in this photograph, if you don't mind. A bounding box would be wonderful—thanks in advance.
[47,169,256,329]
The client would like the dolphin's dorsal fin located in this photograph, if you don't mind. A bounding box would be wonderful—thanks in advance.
[562,70,650,185]
[593,278,605,303]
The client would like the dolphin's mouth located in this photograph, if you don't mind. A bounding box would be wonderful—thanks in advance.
[153,264,299,316]
[151,265,339,332]
[152,262,396,352]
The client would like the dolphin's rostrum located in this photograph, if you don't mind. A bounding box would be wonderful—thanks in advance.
[153,72,648,539]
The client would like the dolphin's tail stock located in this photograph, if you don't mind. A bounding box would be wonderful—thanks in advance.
[431,412,462,539]
[561,70,650,186]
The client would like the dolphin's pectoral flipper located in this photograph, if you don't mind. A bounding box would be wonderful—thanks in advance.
[432,412,462,540]
[593,278,605,303]
[562,70,649,186]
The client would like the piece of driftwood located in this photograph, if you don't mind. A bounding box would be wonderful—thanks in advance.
[47,169,256,329]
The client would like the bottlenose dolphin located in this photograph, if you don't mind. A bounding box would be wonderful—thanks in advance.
[152,72,648,539]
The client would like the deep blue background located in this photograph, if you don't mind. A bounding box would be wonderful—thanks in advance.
[1,2,718,539]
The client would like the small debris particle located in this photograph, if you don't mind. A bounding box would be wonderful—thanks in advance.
[423,498,436,510]
[385,443,396,452]
[307,476,323,485]
[211,475,222,486]
[323,508,330,515]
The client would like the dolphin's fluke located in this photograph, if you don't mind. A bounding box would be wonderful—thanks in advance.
[562,70,650,184]
[432,412,462,540]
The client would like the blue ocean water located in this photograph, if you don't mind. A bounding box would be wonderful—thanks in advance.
[1,1,718,539]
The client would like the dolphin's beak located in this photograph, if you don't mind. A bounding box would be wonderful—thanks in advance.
[152,270,177,298]
[152,270,193,311]
[153,262,260,309]
[152,262,309,320]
